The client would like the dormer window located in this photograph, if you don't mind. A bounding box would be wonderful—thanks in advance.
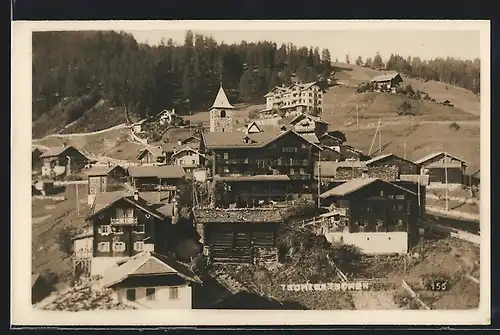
[243,136,251,144]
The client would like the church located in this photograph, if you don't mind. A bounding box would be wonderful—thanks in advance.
[209,84,235,133]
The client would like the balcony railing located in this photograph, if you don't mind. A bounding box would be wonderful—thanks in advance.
[289,174,311,180]
[111,217,138,225]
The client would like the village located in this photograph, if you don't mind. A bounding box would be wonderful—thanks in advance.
[31,70,481,311]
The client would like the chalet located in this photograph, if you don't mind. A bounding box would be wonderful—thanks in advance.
[414,152,467,184]
[202,129,323,202]
[40,145,89,178]
[318,133,344,148]
[158,109,181,126]
[128,165,186,203]
[32,147,43,172]
[369,73,403,91]
[132,119,147,133]
[32,273,53,305]
[193,208,283,265]
[137,146,166,165]
[319,178,422,255]
[99,251,201,309]
[86,164,128,205]
[288,113,329,139]
[171,147,206,173]
[85,191,176,277]
[365,153,421,177]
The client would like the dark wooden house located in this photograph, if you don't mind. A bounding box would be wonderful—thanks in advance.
[319,178,422,254]
[369,73,403,90]
[86,164,128,205]
[127,165,186,203]
[32,147,43,172]
[365,153,421,176]
[40,145,89,178]
[86,191,176,276]
[202,129,322,202]
[288,113,329,138]
[193,208,283,265]
[137,146,166,165]
[414,152,467,184]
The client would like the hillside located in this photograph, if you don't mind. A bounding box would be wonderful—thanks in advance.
[331,63,480,116]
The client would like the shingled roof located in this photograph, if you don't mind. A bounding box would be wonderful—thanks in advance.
[202,129,322,150]
[87,191,166,220]
[39,146,86,159]
[128,165,186,179]
[414,152,468,166]
[101,251,202,289]
[369,73,402,83]
[210,85,235,110]
[320,178,416,198]
[86,164,125,176]
[193,208,283,224]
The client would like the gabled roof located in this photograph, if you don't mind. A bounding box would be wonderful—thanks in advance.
[180,134,201,145]
[193,208,283,224]
[156,203,175,217]
[370,73,402,83]
[289,113,330,125]
[210,85,235,110]
[101,251,202,288]
[299,133,320,144]
[86,164,125,176]
[87,191,166,221]
[128,165,186,179]
[319,178,416,198]
[202,129,322,150]
[171,147,205,158]
[318,133,344,143]
[245,121,262,133]
[414,152,468,166]
[137,146,164,159]
[71,228,93,241]
[39,146,86,159]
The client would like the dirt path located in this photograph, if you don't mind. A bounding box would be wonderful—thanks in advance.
[32,215,52,225]
[33,123,129,141]
[351,290,401,310]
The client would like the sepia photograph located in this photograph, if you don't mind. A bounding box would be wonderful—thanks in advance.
[12,20,490,326]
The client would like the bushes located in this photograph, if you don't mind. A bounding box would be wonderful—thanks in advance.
[449,122,460,131]
[56,226,80,256]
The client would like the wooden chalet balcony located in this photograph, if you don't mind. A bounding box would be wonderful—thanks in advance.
[224,158,250,165]
[269,159,309,166]
[111,217,138,225]
[289,174,312,180]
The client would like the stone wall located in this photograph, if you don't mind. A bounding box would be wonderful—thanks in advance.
[253,247,279,265]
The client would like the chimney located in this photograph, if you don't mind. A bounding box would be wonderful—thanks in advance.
[107,161,111,168]
[177,140,182,145]
[134,190,139,201]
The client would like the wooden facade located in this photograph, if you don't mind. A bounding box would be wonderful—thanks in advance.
[89,197,173,258]
[40,146,89,177]
[415,152,467,184]
[193,209,283,265]
[319,178,421,251]
[208,131,321,199]
[366,154,421,176]
[88,165,127,195]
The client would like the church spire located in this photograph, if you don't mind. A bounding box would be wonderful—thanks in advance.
[210,84,235,110]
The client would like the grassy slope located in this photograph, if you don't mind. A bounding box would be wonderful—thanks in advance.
[332,62,480,116]
[32,185,92,289]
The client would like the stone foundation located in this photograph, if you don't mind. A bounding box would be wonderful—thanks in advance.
[253,247,279,265]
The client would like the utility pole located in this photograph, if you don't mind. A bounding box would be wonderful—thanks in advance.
[404,142,407,160]
[444,152,449,211]
[75,183,80,216]
[356,105,359,131]
[317,150,321,208]
[378,118,382,154]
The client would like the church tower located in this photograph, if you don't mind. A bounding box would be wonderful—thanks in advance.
[209,84,235,133]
